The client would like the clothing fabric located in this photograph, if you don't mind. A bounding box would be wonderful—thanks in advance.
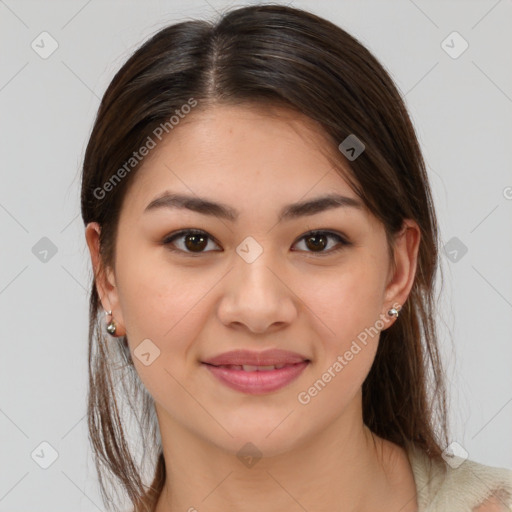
[406,443,512,511]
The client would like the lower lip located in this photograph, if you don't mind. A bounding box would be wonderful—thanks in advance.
[202,362,309,395]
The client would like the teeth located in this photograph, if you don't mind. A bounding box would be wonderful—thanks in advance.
[242,365,261,371]
[216,364,292,371]
[241,364,277,371]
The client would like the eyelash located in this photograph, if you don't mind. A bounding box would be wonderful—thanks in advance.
[162,229,351,257]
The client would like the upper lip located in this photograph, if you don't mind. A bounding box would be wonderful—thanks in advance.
[202,349,310,366]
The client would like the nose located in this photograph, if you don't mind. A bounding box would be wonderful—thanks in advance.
[216,250,299,334]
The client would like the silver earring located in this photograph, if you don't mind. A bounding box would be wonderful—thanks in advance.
[387,305,401,318]
[104,309,117,336]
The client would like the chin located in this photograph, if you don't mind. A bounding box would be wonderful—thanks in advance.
[207,417,305,458]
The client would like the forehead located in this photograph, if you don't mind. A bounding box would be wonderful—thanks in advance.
[124,104,360,213]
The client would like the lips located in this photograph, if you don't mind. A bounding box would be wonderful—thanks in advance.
[212,363,293,371]
[201,349,310,394]
[202,348,310,367]
[203,361,309,394]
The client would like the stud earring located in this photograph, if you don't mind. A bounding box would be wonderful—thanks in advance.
[387,305,401,318]
[104,309,117,336]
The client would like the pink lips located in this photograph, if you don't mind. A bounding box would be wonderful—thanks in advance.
[201,349,310,395]
[202,348,309,366]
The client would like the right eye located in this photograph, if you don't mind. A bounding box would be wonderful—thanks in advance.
[162,229,222,255]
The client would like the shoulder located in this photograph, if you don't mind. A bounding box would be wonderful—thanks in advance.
[405,443,512,511]
[443,455,512,511]
[472,492,512,511]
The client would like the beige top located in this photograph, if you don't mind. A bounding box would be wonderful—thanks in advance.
[406,443,512,511]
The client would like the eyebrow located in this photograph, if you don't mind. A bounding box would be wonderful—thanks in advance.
[143,191,363,222]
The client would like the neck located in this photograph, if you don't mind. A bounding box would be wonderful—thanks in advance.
[153,398,416,512]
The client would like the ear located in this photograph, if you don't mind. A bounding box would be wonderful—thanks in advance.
[85,222,126,337]
[382,219,421,324]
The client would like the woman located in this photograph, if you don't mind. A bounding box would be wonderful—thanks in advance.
[81,4,512,511]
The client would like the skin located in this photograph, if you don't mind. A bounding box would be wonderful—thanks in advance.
[86,104,421,512]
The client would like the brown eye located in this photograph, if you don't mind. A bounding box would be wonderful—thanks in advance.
[163,230,220,254]
[184,233,208,252]
[304,233,328,251]
[292,230,349,256]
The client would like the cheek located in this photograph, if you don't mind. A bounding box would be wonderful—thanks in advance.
[120,272,206,348]
[304,258,387,351]
[294,266,385,421]
[115,243,208,355]
[115,259,209,405]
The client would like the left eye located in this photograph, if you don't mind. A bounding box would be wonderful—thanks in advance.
[162,229,349,255]
[292,230,349,255]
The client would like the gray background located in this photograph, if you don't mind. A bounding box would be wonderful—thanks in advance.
[1,0,511,510]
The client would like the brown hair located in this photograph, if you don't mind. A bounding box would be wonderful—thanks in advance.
[81,4,450,511]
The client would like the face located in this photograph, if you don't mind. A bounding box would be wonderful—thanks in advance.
[86,104,419,457]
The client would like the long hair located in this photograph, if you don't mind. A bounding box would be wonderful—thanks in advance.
[80,5,450,511]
